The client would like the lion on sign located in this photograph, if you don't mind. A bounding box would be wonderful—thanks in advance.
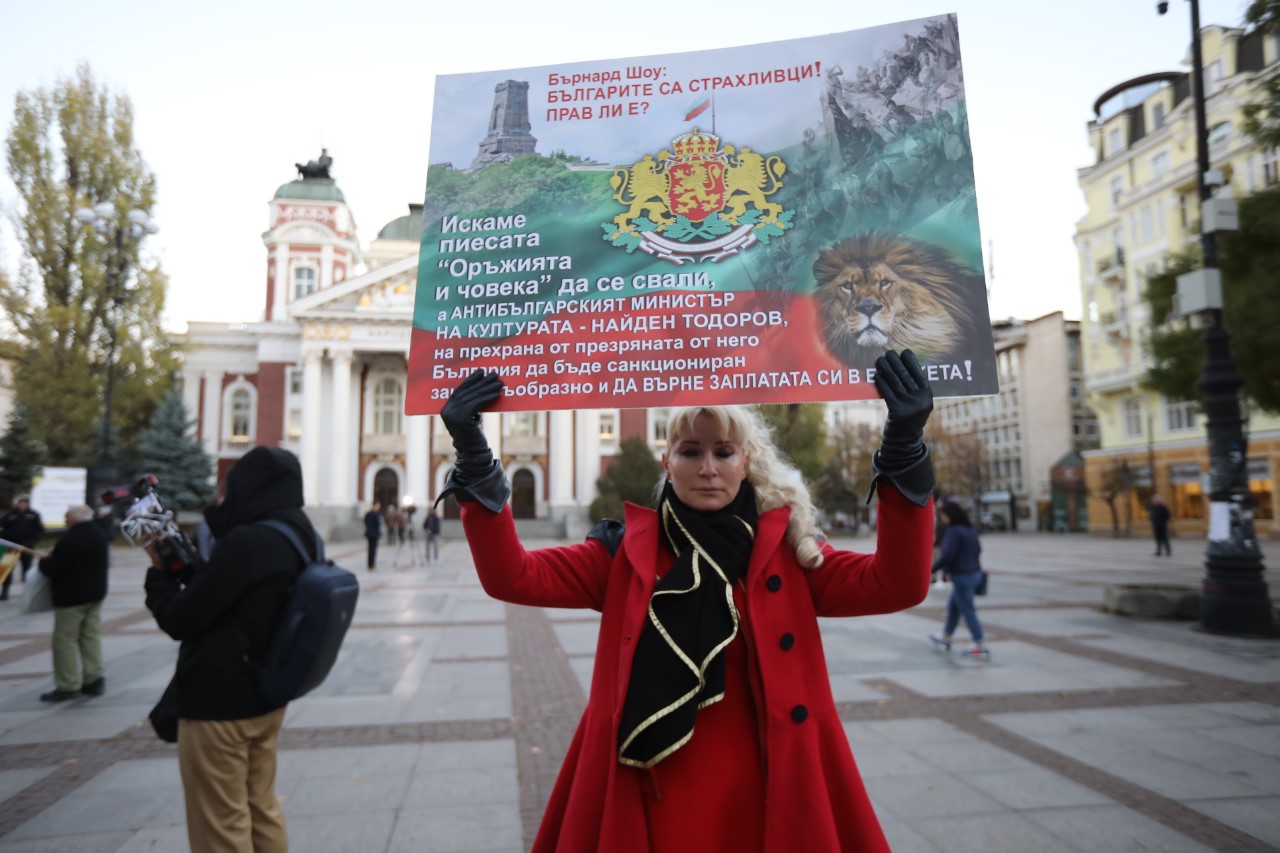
[812,233,985,369]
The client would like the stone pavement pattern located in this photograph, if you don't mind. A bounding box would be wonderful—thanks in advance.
[0,531,1277,852]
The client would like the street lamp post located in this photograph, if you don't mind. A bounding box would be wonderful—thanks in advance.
[73,202,159,508]
[1161,0,1271,636]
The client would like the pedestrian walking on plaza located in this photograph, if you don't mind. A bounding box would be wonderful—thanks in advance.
[364,501,382,570]
[424,507,441,562]
[143,446,316,853]
[1148,494,1172,556]
[440,350,936,853]
[0,494,44,600]
[929,501,989,660]
[37,504,108,701]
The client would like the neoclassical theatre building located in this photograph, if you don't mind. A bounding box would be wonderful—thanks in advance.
[179,157,661,537]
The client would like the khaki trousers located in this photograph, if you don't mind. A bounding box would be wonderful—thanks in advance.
[178,706,288,853]
[51,602,104,691]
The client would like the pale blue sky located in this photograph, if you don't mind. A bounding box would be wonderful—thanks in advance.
[0,0,1253,331]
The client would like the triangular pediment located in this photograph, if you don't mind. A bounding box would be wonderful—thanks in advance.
[288,253,419,318]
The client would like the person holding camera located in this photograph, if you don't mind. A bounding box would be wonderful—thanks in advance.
[143,447,316,853]
[37,504,108,701]
[438,350,936,852]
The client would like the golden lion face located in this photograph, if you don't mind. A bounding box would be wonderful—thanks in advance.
[813,234,975,367]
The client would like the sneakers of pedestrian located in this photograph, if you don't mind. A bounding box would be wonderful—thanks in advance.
[40,689,80,702]
[81,678,105,696]
[929,635,951,652]
[961,646,991,661]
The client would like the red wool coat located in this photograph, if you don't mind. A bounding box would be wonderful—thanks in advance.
[461,486,933,852]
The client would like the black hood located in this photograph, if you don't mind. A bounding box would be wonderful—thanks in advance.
[205,447,304,538]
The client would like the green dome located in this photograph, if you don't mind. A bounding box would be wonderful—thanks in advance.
[273,179,346,202]
[377,205,423,241]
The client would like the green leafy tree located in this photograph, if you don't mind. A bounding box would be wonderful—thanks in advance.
[130,391,214,511]
[1244,0,1280,148]
[926,420,987,508]
[2,63,178,465]
[812,420,877,527]
[757,403,829,484]
[590,437,663,522]
[1141,186,1280,413]
[0,401,46,508]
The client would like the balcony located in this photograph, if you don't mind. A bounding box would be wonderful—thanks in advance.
[1096,249,1126,285]
[1099,310,1130,339]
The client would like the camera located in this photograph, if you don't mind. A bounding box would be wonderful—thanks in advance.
[120,474,201,576]
[1157,1,1169,14]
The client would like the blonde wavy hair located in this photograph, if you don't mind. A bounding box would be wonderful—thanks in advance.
[660,406,825,569]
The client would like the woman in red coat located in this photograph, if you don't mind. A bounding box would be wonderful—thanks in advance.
[440,350,937,852]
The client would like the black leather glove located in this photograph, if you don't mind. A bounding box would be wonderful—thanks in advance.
[870,349,935,507]
[437,370,510,512]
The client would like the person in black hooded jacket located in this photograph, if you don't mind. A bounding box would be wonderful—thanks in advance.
[144,446,315,853]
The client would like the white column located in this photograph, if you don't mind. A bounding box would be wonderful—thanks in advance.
[549,410,575,517]
[301,349,324,506]
[482,413,503,468]
[328,348,353,505]
[201,370,221,458]
[406,414,429,507]
[575,410,601,507]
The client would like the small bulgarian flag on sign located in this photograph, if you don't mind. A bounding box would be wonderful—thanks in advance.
[0,543,20,587]
[684,96,711,121]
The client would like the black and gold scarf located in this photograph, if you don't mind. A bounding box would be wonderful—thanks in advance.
[617,481,757,768]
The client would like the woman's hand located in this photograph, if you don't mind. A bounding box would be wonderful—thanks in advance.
[440,370,505,481]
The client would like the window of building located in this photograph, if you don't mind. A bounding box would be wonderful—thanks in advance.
[1169,463,1204,519]
[1264,149,1280,186]
[373,378,402,434]
[230,389,252,441]
[293,266,317,299]
[1205,59,1224,95]
[288,369,303,395]
[1109,175,1124,209]
[1155,197,1166,236]
[1152,151,1170,178]
[1249,459,1274,520]
[599,413,617,441]
[1164,399,1198,432]
[1140,206,1153,243]
[1208,120,1232,153]
[287,408,302,440]
[1151,102,1166,129]
[652,408,670,446]
[1108,128,1123,157]
[509,412,537,437]
[222,383,256,449]
[1123,397,1143,437]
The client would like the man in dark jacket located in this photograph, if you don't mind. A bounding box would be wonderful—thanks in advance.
[145,446,314,853]
[1,494,45,600]
[1149,494,1172,556]
[38,504,108,700]
[363,502,382,570]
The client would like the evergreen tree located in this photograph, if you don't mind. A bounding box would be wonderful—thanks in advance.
[2,63,178,465]
[131,391,214,511]
[0,401,46,508]
[590,437,663,522]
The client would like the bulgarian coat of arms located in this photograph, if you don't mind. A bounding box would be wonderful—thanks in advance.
[601,127,793,264]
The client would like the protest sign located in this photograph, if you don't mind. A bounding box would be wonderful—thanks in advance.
[408,14,995,414]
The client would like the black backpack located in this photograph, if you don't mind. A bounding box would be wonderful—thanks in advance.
[254,520,359,707]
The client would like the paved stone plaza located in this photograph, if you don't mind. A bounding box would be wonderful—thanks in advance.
[0,530,1277,852]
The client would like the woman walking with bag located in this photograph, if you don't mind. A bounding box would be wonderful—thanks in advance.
[929,501,989,660]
